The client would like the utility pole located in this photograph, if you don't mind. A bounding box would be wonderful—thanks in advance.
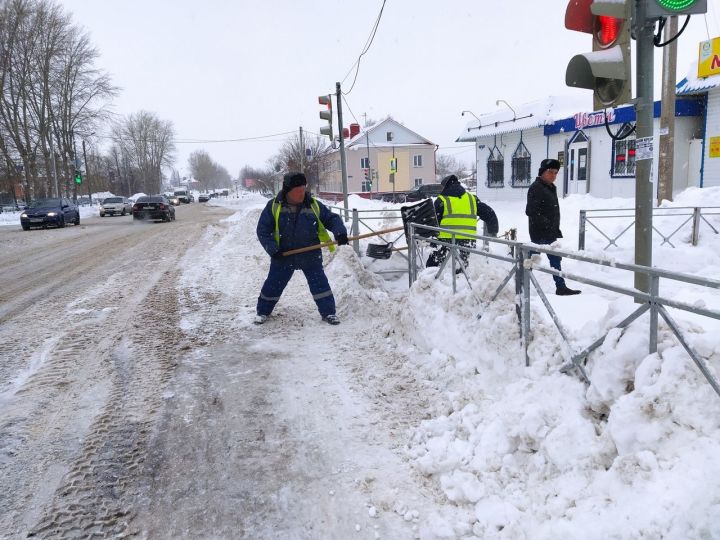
[336,82,349,219]
[299,126,305,173]
[82,139,93,205]
[634,0,655,294]
[48,134,60,198]
[366,132,371,193]
[658,15,678,204]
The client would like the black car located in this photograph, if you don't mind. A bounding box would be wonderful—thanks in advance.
[132,195,176,222]
[198,194,210,203]
[20,198,80,230]
[404,183,444,202]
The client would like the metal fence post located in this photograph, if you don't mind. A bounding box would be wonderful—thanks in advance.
[649,275,659,354]
[351,208,360,256]
[408,223,416,287]
[451,234,457,293]
[522,247,531,367]
[579,210,586,250]
[692,207,701,246]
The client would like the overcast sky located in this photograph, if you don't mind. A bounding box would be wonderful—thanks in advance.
[58,0,720,179]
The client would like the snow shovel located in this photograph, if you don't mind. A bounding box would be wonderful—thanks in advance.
[280,226,404,257]
[365,242,408,259]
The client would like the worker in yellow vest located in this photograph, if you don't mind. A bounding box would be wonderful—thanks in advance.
[255,173,348,325]
[426,174,499,269]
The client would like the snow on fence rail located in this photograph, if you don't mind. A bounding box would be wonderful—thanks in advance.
[578,206,720,250]
[406,223,720,399]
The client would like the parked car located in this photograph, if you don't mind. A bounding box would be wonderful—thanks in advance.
[198,194,210,203]
[100,196,132,217]
[173,190,192,204]
[132,195,175,222]
[20,198,80,230]
[404,183,444,202]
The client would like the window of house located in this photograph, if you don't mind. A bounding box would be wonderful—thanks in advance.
[612,129,636,177]
[414,178,423,187]
[511,139,532,188]
[386,132,394,142]
[360,157,369,169]
[413,155,423,167]
[487,145,504,188]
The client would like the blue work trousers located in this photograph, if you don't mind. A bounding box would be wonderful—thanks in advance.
[257,259,336,317]
[529,243,566,288]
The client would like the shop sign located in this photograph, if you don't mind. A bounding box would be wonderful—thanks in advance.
[698,38,720,79]
[574,110,616,130]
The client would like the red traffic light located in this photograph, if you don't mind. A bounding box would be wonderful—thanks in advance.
[595,15,621,48]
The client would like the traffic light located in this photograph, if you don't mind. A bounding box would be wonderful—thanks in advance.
[74,170,82,185]
[565,0,632,110]
[645,0,706,19]
[318,94,333,140]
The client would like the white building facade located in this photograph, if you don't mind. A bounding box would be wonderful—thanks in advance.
[458,96,704,201]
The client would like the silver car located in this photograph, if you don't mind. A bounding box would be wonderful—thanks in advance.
[100,196,132,217]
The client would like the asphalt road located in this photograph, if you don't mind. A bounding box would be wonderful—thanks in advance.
[0,201,442,539]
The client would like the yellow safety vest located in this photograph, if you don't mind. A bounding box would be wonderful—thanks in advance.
[271,197,335,252]
[437,192,478,240]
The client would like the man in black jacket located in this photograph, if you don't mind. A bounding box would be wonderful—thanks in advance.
[426,174,499,268]
[525,159,581,296]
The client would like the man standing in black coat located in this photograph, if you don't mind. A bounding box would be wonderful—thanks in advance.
[525,159,581,296]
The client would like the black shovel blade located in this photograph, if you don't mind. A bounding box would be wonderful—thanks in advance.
[366,242,394,259]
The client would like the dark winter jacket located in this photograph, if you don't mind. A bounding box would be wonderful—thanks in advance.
[433,180,499,236]
[526,177,562,244]
[257,192,347,264]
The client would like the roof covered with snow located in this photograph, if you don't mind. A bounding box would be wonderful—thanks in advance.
[456,95,591,142]
[676,61,720,95]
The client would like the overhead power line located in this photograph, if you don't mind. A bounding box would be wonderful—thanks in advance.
[341,0,387,95]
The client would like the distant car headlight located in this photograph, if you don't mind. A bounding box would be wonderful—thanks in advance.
[47,212,57,217]
[20,213,27,218]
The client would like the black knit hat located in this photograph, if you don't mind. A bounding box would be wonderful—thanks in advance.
[441,174,458,187]
[283,172,307,190]
[538,159,561,176]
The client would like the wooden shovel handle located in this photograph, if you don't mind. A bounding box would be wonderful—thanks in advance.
[280,226,405,256]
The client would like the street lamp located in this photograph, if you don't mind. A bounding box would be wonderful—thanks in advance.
[461,110,482,132]
[495,99,517,121]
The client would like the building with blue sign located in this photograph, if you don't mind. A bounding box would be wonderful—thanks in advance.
[457,95,704,201]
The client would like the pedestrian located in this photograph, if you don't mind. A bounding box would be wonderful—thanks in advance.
[255,172,349,325]
[426,174,499,269]
[525,158,581,296]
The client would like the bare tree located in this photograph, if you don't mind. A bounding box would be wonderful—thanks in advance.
[187,150,231,191]
[436,153,468,180]
[271,132,330,194]
[0,0,116,200]
[112,111,175,195]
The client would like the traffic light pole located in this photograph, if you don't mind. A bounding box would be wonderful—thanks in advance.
[82,139,92,205]
[335,82,349,220]
[634,0,655,294]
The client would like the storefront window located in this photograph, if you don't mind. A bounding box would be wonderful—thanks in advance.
[487,145,504,188]
[511,140,532,188]
[613,137,636,177]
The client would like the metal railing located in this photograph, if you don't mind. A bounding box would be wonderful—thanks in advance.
[578,206,720,250]
[407,222,720,398]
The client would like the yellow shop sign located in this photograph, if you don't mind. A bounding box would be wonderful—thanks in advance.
[698,37,720,78]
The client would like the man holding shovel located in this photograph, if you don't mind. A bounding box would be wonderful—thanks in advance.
[254,172,348,325]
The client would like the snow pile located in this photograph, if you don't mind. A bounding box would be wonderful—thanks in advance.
[392,241,720,538]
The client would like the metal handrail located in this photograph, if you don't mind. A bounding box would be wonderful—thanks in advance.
[407,222,720,398]
[578,206,720,249]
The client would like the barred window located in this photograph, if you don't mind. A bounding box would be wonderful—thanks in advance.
[511,140,532,188]
[612,131,636,177]
[486,145,504,188]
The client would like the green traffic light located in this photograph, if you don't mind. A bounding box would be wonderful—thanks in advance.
[655,0,699,11]
[75,175,82,185]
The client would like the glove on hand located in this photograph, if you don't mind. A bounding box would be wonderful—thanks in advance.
[271,251,284,259]
[336,233,349,246]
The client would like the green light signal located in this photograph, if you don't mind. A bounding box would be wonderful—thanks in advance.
[74,170,82,185]
[655,0,699,11]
